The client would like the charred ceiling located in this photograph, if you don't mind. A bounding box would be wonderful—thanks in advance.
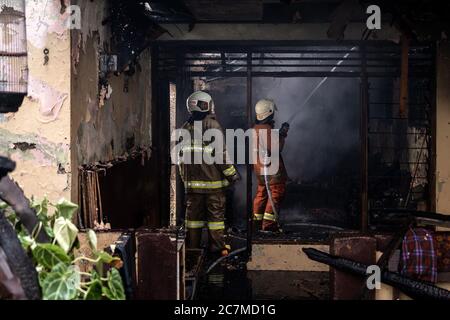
[370,0,450,41]
[108,1,450,41]
[103,0,450,74]
[103,0,177,72]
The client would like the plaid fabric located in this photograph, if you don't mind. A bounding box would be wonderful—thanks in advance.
[401,228,437,283]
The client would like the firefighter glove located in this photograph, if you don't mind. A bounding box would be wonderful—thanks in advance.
[280,122,290,137]
[227,169,241,184]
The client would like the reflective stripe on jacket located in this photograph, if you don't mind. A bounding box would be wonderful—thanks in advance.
[178,114,238,194]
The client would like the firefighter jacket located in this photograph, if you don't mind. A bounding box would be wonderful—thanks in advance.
[252,123,288,185]
[178,114,239,194]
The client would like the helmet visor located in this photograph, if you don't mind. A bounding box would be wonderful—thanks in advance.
[196,100,210,111]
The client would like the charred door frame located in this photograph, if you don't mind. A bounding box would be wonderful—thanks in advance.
[151,40,435,249]
[151,46,171,227]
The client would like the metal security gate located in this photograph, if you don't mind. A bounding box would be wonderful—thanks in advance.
[152,40,435,238]
[368,78,435,211]
[156,41,433,78]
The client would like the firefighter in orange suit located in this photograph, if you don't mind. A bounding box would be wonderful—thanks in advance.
[178,91,240,256]
[252,99,289,232]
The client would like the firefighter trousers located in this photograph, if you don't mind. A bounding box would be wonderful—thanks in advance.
[253,183,286,231]
[185,191,226,253]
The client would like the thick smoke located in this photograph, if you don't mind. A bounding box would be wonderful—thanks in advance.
[206,76,361,229]
[252,77,360,182]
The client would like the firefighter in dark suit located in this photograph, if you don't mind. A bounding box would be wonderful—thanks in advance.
[178,91,240,256]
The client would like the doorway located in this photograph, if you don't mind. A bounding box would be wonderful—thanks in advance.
[153,40,435,242]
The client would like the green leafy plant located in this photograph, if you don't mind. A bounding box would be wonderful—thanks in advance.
[1,198,125,300]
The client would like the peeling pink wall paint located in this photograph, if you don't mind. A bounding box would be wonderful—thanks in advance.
[0,0,71,202]
[28,75,68,122]
[25,0,71,49]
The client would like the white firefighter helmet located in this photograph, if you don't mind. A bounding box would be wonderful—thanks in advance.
[255,99,277,121]
[186,91,214,113]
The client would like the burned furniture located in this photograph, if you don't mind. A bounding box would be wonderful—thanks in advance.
[330,234,377,300]
[135,228,186,300]
[303,210,450,300]
[78,148,156,230]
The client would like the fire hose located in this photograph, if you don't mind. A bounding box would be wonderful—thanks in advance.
[205,151,277,274]
[205,247,247,274]
[262,153,278,222]
[286,46,358,126]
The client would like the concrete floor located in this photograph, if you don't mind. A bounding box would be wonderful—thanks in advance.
[198,267,329,300]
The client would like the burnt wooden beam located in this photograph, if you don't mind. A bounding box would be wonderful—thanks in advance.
[303,247,450,300]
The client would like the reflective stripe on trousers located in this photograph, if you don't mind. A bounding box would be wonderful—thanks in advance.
[263,212,276,221]
[208,221,225,230]
[186,220,206,229]
[253,213,263,221]
[186,220,224,230]
[185,192,227,253]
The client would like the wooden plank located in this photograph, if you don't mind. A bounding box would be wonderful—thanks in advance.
[330,235,377,300]
[135,229,184,300]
